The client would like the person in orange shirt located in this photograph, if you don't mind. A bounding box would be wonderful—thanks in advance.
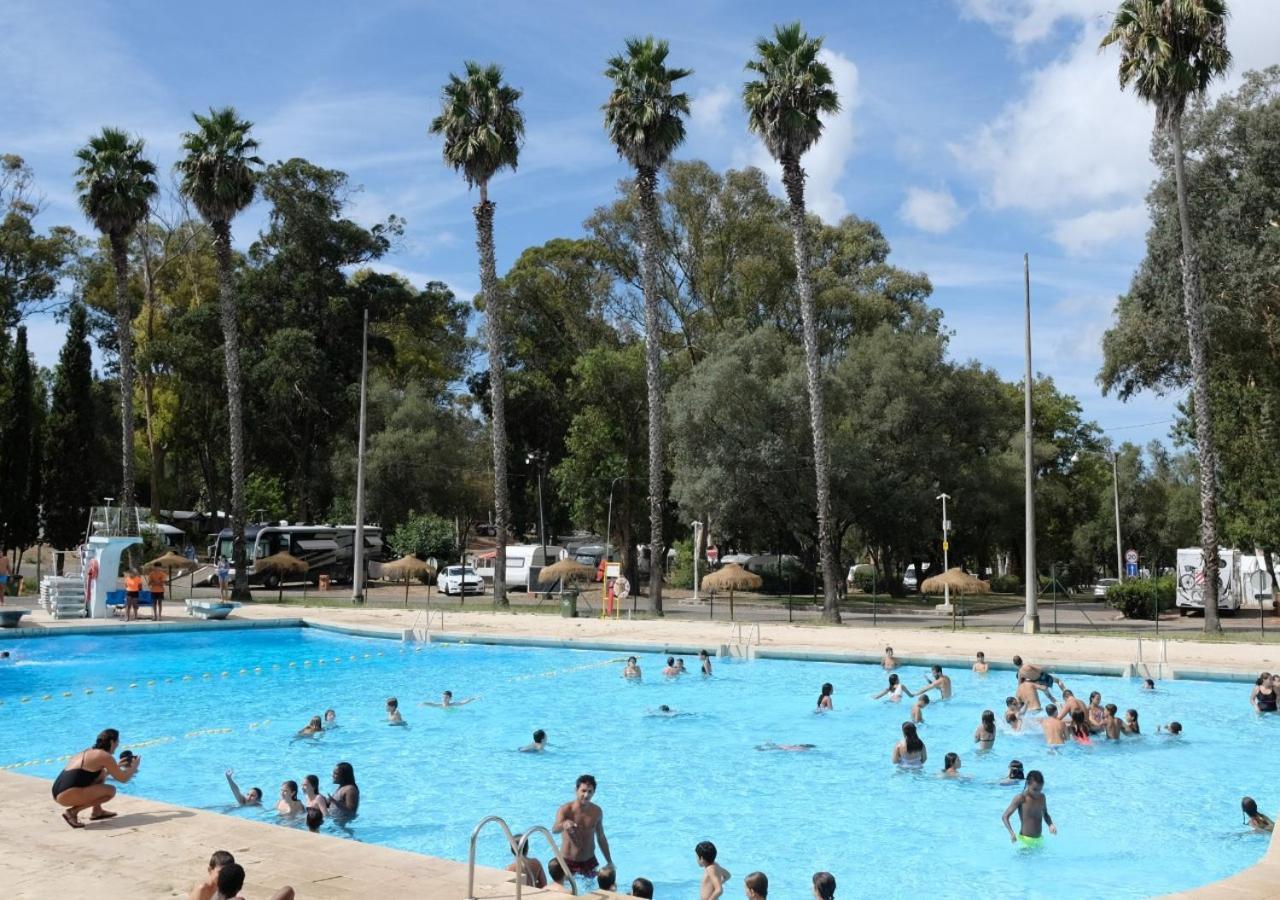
[123,569,143,621]
[146,567,167,621]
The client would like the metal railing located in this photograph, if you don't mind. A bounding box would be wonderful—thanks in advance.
[467,815,578,898]
[408,607,444,640]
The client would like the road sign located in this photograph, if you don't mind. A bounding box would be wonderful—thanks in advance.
[706,545,719,563]
[942,541,949,551]
[1125,549,1139,564]
[1126,562,1138,577]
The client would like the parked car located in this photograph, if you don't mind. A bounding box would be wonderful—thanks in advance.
[438,565,485,596]
[1093,577,1119,598]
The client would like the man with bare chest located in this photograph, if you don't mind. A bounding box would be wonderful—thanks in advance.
[552,774,613,881]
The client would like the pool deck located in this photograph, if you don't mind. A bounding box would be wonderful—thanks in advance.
[2,603,1278,898]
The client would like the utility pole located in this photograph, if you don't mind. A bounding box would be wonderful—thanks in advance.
[352,308,369,604]
[1111,450,1124,581]
[1024,253,1039,634]
[937,493,951,611]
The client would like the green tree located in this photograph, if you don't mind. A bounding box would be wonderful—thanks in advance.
[74,127,158,514]
[0,326,41,558]
[0,155,81,328]
[430,62,525,608]
[604,36,692,615]
[744,22,843,621]
[43,303,97,564]
[176,107,263,601]
[1101,0,1232,631]
[389,511,458,561]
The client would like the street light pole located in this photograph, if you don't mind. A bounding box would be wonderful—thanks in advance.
[352,308,369,604]
[1111,450,1124,581]
[604,476,623,584]
[692,520,704,602]
[1024,253,1040,634]
[527,452,547,568]
[937,493,951,611]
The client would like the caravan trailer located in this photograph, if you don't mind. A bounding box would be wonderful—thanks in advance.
[1175,547,1242,614]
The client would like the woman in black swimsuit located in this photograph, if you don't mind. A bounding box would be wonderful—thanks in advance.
[1254,676,1278,713]
[52,728,139,828]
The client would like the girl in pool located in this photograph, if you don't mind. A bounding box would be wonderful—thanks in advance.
[873,673,914,703]
[323,709,337,727]
[892,722,927,768]
[1252,675,1277,713]
[941,752,963,778]
[817,682,834,711]
[622,657,642,680]
[1086,691,1106,732]
[301,774,328,814]
[999,759,1025,785]
[296,716,323,739]
[812,871,836,900]
[1069,710,1092,745]
[277,781,304,816]
[1123,709,1141,734]
[1242,797,1275,833]
[974,710,997,750]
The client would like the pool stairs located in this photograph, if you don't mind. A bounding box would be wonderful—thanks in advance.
[468,815,580,898]
[723,622,761,658]
[404,607,445,643]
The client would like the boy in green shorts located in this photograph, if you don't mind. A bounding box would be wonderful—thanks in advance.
[1002,769,1057,848]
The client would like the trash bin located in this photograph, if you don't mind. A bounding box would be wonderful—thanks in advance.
[318,574,331,591]
[560,590,578,618]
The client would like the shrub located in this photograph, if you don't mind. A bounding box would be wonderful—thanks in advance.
[851,570,878,594]
[1106,576,1175,619]
[989,574,1022,594]
[668,539,695,590]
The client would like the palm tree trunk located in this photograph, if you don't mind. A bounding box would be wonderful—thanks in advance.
[212,220,252,603]
[781,158,841,624]
[1170,113,1220,632]
[636,164,665,616]
[476,182,509,608]
[109,234,136,516]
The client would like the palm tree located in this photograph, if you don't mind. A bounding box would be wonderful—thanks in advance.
[430,62,524,608]
[175,107,262,602]
[1102,1,1230,632]
[74,128,157,517]
[603,37,691,617]
[744,22,842,623]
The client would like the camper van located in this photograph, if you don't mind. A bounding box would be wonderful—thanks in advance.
[1175,547,1242,613]
[473,544,566,591]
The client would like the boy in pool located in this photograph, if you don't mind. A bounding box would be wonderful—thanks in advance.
[972,651,989,674]
[1002,769,1056,848]
[881,647,898,670]
[386,697,405,725]
[622,657,642,680]
[910,693,930,724]
[1157,721,1183,736]
[695,840,731,899]
[1242,797,1275,833]
[521,729,547,752]
[999,759,1025,785]
[423,690,476,708]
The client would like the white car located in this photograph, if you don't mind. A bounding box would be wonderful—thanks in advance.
[1094,578,1119,598]
[437,565,484,596]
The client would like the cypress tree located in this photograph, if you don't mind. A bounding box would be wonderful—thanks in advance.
[43,304,97,568]
[0,326,37,554]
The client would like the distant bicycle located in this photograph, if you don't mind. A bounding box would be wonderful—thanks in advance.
[1178,572,1204,605]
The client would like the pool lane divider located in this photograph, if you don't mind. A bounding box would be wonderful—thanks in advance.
[0,721,273,770]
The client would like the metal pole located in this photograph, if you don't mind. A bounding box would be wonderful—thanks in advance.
[605,478,616,611]
[1023,253,1040,633]
[693,521,702,602]
[352,308,369,604]
[536,460,546,566]
[1112,450,1124,582]
[938,492,952,625]
[872,564,877,627]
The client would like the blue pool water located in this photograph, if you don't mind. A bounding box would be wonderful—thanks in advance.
[0,627,1273,898]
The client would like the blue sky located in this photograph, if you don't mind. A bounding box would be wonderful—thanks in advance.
[4,0,1279,448]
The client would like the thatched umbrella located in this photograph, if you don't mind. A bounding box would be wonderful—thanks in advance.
[381,555,437,607]
[254,551,310,603]
[537,559,595,589]
[701,563,763,619]
[146,551,199,600]
[920,567,990,596]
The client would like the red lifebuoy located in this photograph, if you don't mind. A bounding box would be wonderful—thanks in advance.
[85,558,99,604]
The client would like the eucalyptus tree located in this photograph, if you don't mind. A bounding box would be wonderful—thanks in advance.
[74,128,157,513]
[176,107,262,600]
[743,22,843,622]
[430,62,524,607]
[1101,0,1231,631]
[603,37,691,615]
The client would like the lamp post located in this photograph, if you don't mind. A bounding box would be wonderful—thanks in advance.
[1023,253,1039,634]
[692,520,704,602]
[604,475,624,588]
[937,493,951,611]
[526,451,548,567]
[352,308,369,604]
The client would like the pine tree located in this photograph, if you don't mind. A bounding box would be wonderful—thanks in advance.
[43,304,97,569]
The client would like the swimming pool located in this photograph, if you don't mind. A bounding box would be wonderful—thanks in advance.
[0,627,1273,898]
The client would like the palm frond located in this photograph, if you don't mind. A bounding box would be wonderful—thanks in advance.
[742,21,840,164]
[429,61,525,189]
[602,36,692,172]
[73,127,158,238]
[176,106,263,226]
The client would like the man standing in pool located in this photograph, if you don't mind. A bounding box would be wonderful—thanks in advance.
[552,774,613,881]
[1002,769,1057,848]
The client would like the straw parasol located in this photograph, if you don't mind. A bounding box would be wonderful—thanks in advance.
[254,551,310,602]
[537,559,595,589]
[700,563,763,618]
[920,567,991,596]
[146,551,200,601]
[381,555,437,607]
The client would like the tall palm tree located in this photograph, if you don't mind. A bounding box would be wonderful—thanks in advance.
[1102,1,1230,632]
[744,22,842,623]
[430,62,524,608]
[604,37,691,617]
[74,128,157,517]
[176,107,262,602]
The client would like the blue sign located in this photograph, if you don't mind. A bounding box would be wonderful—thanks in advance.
[1126,562,1138,577]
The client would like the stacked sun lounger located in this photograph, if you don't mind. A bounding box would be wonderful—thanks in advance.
[40,575,87,619]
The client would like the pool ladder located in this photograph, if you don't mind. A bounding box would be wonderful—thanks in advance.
[467,815,578,898]
[724,622,760,658]
[406,607,444,642]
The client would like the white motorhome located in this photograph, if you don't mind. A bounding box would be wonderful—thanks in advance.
[474,544,566,591]
[1175,547,1242,613]
[1239,552,1277,609]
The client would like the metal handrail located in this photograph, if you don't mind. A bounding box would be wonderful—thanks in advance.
[466,814,579,899]
[408,607,444,639]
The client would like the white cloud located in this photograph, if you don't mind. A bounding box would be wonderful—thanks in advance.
[899,186,966,234]
[690,86,734,136]
[954,0,1113,45]
[1051,203,1148,256]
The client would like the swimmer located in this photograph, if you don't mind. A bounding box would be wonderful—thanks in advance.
[224,769,262,807]
[756,742,816,752]
[551,774,613,879]
[812,872,836,900]
[1085,691,1106,732]
[1252,674,1277,713]
[1002,769,1057,847]
[695,840,732,899]
[306,807,323,832]
[744,872,769,900]
[296,716,324,738]
[1157,721,1183,736]
[1016,677,1046,713]
[663,656,680,677]
[675,658,689,674]
[277,780,304,816]
[521,729,548,752]
[300,774,328,815]
[1004,696,1025,732]
[919,665,953,699]
[974,710,997,750]
[881,647,898,670]
[1242,797,1275,833]
[972,651,989,674]
[1069,709,1091,745]
[1058,689,1086,720]
[326,762,359,818]
[1039,705,1067,746]
[546,858,570,893]
[423,690,477,708]
[386,697,405,726]
[648,704,692,718]
[1012,655,1062,697]
[817,682,834,711]
[507,832,548,888]
[1102,704,1122,740]
[910,693,930,725]
[1142,677,1156,691]
[622,656,642,680]
[323,709,337,727]
[700,649,713,676]
[941,752,963,778]
[872,673,914,703]
[999,759,1025,785]
[892,722,927,768]
[1122,708,1141,734]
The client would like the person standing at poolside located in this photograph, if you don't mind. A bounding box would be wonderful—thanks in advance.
[882,647,898,670]
[0,549,10,604]
[892,722,927,768]
[817,682,834,711]
[552,774,613,881]
[147,565,167,620]
[1039,706,1067,746]
[1242,797,1275,833]
[974,710,997,750]
[919,665,953,699]
[700,649,713,676]
[123,568,143,621]
[972,651,989,675]
[623,657,642,680]
[52,728,139,827]
[327,762,359,818]
[216,557,230,602]
[1002,769,1057,847]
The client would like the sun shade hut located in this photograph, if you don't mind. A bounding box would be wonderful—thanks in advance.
[920,567,991,596]
[254,551,310,603]
[700,563,763,619]
[537,559,595,590]
[382,555,437,607]
[146,551,200,599]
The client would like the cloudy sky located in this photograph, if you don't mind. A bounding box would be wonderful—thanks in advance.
[4,0,1279,447]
